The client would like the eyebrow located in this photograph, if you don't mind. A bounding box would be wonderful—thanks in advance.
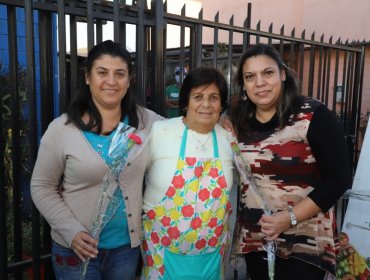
[244,67,276,74]
[95,66,127,72]
[191,91,220,96]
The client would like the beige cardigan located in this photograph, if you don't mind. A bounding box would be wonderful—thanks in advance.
[31,107,163,248]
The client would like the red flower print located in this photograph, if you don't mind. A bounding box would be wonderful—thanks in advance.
[181,205,194,217]
[195,166,203,178]
[161,236,171,247]
[55,254,63,265]
[66,256,80,266]
[168,226,180,240]
[146,255,154,267]
[198,188,210,201]
[191,217,202,230]
[218,176,227,189]
[159,265,165,276]
[211,187,222,198]
[142,240,149,251]
[172,175,185,189]
[209,168,219,178]
[220,244,225,256]
[166,187,176,198]
[150,232,160,244]
[147,209,156,220]
[208,237,218,247]
[128,133,142,145]
[214,225,224,237]
[226,201,232,212]
[186,157,196,166]
[208,217,218,228]
[195,239,206,250]
[161,216,171,227]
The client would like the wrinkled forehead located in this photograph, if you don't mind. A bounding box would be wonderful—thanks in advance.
[189,82,221,96]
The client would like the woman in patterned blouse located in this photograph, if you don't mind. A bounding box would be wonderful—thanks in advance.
[230,44,351,280]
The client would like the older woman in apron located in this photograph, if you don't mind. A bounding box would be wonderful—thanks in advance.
[142,67,234,280]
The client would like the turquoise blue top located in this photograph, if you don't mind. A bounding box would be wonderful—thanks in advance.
[83,120,130,249]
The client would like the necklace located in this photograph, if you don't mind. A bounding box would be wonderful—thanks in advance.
[189,130,212,153]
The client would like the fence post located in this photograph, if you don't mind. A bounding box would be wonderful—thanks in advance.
[136,0,146,106]
[351,45,366,172]
[152,0,165,116]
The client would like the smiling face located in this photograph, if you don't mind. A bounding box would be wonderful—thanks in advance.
[242,54,286,116]
[85,54,130,111]
[184,82,222,133]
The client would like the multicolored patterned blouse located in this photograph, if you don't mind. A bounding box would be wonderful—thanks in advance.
[236,97,351,276]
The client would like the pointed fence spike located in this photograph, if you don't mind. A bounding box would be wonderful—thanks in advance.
[229,15,234,25]
[280,25,284,34]
[244,17,248,28]
[291,27,295,37]
[198,8,203,20]
[215,11,219,22]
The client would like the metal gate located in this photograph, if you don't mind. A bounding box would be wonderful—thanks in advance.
[0,1,365,279]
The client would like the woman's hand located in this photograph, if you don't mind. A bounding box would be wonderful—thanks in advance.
[259,197,322,241]
[219,115,235,135]
[71,231,98,261]
[258,211,291,241]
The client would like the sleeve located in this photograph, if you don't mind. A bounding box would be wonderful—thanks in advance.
[140,107,165,128]
[143,108,165,166]
[146,120,158,169]
[30,120,86,246]
[306,105,352,212]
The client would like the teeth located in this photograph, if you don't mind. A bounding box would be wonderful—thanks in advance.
[103,89,116,93]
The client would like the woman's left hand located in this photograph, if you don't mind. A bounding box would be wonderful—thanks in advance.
[258,211,291,241]
[219,115,235,135]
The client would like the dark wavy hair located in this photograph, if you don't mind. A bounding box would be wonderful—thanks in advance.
[230,44,303,140]
[66,40,139,133]
[179,67,228,117]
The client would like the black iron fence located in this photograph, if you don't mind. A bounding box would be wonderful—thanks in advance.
[0,0,365,279]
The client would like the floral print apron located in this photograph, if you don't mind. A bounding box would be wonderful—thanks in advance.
[142,126,232,280]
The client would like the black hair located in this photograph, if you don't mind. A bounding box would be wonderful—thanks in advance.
[179,67,228,117]
[230,43,303,140]
[66,40,139,133]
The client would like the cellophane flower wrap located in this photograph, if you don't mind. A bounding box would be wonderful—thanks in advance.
[229,136,276,280]
[80,122,142,279]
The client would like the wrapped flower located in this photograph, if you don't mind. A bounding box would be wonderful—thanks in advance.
[229,136,276,280]
[80,122,141,279]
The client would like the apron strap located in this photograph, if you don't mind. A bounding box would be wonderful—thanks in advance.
[180,126,219,158]
[212,128,219,158]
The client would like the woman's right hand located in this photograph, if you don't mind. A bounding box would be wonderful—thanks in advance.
[71,231,98,261]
